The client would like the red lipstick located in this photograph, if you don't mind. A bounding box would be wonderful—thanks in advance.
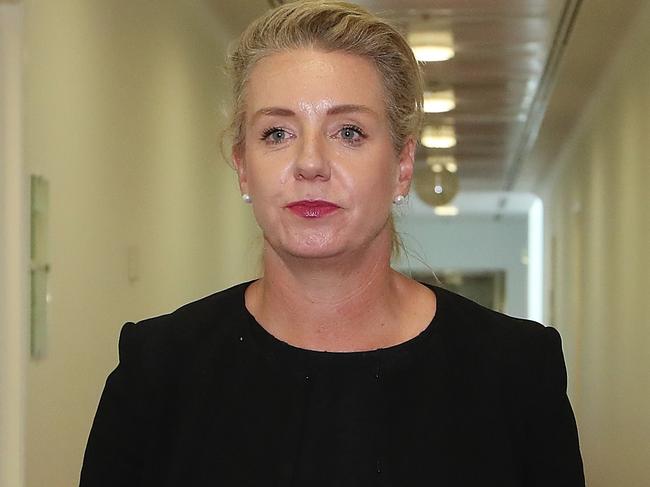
[286,200,341,219]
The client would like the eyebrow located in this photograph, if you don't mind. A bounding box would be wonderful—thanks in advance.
[250,104,378,123]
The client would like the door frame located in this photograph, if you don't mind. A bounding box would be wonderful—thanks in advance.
[0,2,27,486]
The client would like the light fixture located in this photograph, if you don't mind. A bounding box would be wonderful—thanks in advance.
[434,206,459,216]
[420,126,456,149]
[412,46,455,62]
[426,155,458,173]
[414,160,460,207]
[423,89,456,113]
[408,31,455,62]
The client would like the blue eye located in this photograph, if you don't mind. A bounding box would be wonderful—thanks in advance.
[338,124,366,145]
[341,128,356,139]
[260,125,366,146]
[261,127,287,144]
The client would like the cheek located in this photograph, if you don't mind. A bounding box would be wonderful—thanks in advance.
[338,178,391,232]
[342,159,397,207]
[246,155,293,198]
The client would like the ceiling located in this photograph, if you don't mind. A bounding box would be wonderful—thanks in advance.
[366,0,572,194]
[206,0,646,216]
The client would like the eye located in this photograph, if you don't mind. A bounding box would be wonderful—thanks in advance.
[261,127,290,145]
[336,124,366,146]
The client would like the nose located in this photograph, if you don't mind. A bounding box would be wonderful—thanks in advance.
[293,131,331,181]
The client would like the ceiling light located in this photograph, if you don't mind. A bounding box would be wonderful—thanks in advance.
[408,31,455,62]
[423,89,456,113]
[427,155,454,166]
[434,206,459,216]
[412,46,455,62]
[420,126,456,149]
[426,155,458,173]
[414,162,460,207]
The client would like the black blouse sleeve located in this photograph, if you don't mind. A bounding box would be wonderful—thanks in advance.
[79,322,146,486]
[522,326,585,486]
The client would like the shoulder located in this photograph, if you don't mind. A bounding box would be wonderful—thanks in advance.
[116,280,253,375]
[430,284,563,371]
[428,285,569,411]
[424,288,583,482]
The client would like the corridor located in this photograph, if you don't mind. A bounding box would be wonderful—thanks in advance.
[1,1,648,486]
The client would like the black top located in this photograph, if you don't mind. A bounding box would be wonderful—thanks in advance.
[80,280,585,487]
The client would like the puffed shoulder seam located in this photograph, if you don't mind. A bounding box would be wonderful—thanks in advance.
[117,321,144,369]
[526,325,568,403]
[114,320,163,392]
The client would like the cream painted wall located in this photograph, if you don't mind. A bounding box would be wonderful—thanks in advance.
[0,4,28,487]
[23,1,259,486]
[539,2,650,485]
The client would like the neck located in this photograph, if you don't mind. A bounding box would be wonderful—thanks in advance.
[248,229,404,350]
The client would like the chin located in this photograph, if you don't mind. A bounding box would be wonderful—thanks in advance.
[269,231,349,260]
[285,246,346,260]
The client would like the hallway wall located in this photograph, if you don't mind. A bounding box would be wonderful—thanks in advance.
[0,4,28,487]
[395,215,530,318]
[539,2,650,485]
[23,1,259,486]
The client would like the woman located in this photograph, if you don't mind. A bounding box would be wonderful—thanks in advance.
[80,1,584,486]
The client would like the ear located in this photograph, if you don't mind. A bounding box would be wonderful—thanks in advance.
[395,136,416,196]
[232,146,249,196]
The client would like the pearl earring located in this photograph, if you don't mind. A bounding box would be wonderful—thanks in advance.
[242,193,252,204]
[393,194,405,205]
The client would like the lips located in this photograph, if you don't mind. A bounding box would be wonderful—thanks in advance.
[285,200,341,219]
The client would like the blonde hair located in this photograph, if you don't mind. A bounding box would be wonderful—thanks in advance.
[221,0,424,256]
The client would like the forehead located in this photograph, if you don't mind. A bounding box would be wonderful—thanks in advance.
[245,48,386,122]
